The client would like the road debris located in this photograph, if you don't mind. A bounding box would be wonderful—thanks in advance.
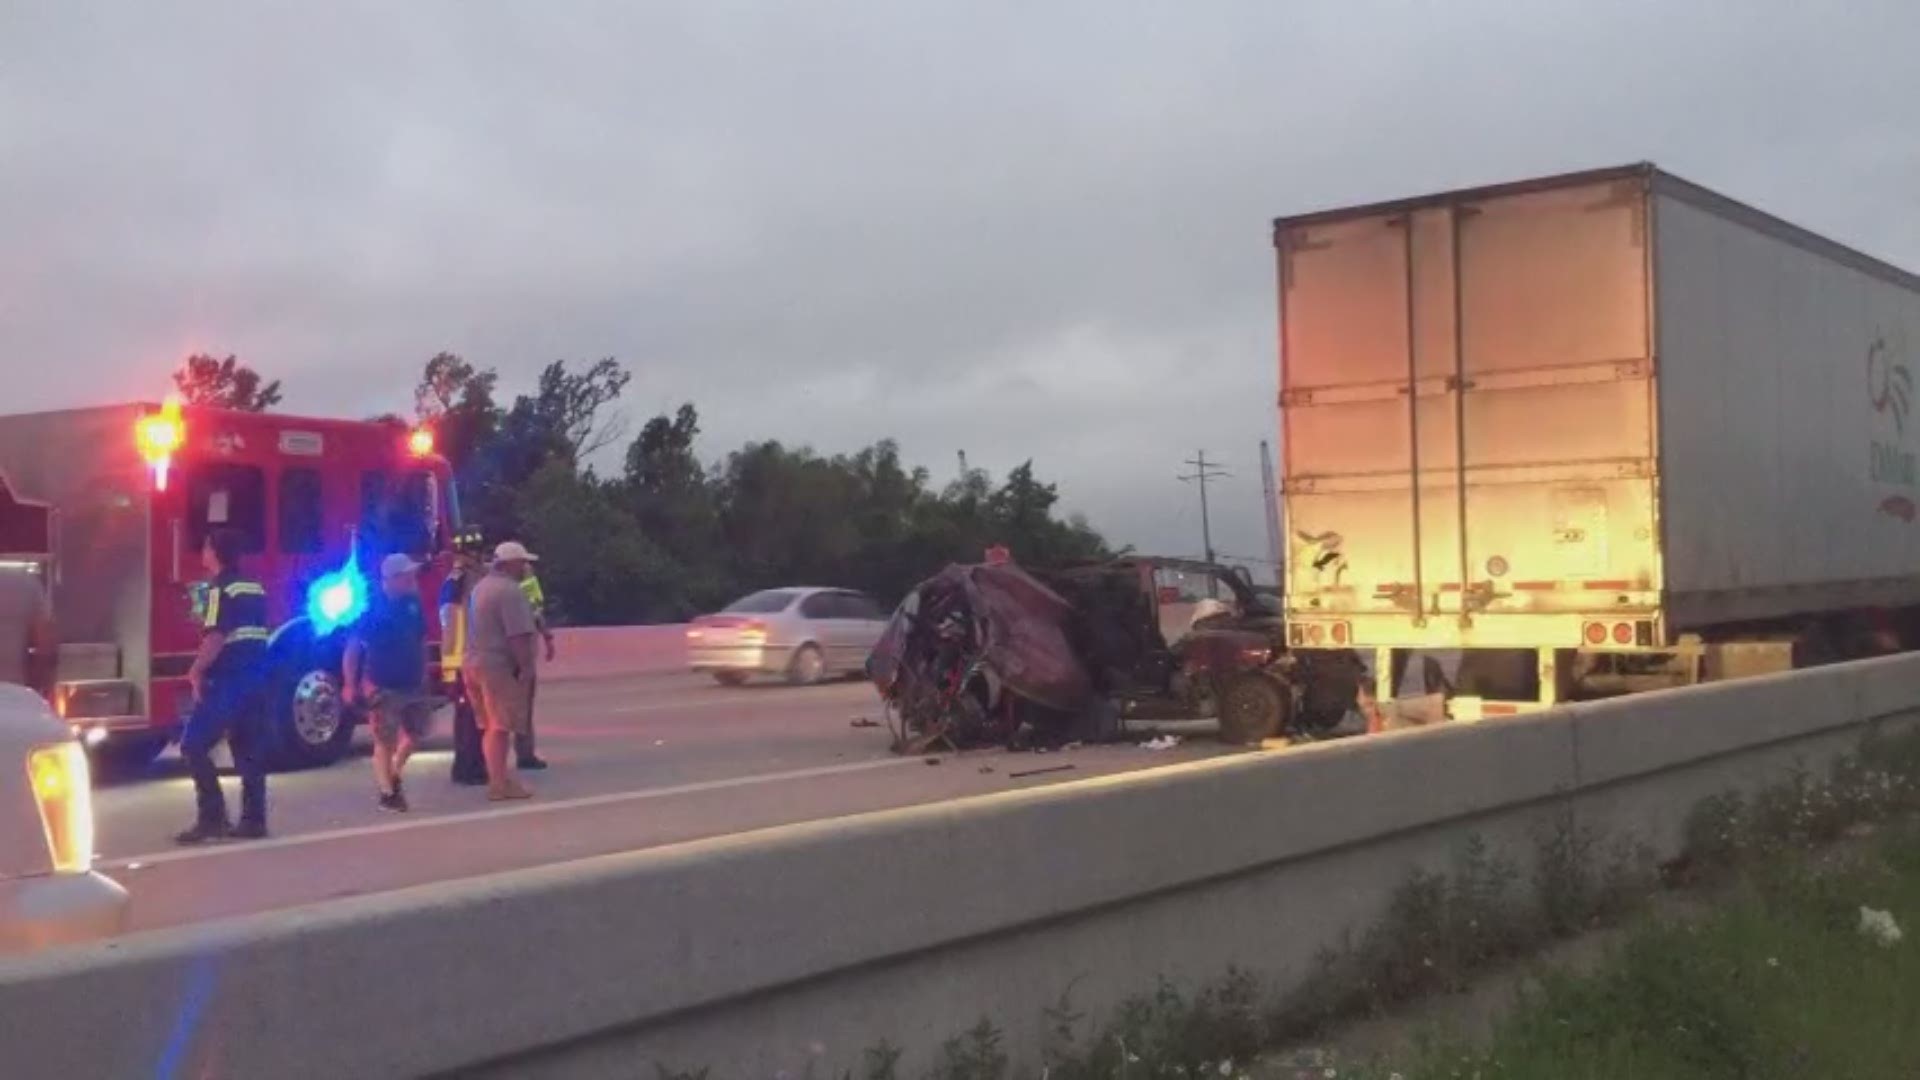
[849,716,881,729]
[978,764,995,774]
[923,756,942,766]
[1139,734,1183,751]
[1008,764,1076,780]
[1860,906,1904,947]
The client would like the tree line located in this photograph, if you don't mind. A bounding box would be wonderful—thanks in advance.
[173,352,1110,625]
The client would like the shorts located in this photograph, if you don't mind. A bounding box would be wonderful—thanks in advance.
[464,665,532,735]
[367,689,438,743]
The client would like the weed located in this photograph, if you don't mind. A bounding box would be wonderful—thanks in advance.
[929,1019,1009,1080]
[860,1039,903,1080]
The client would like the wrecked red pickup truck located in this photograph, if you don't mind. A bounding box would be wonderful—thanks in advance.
[867,557,1365,752]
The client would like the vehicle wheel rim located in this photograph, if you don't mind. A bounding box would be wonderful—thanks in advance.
[798,649,823,682]
[291,671,342,746]
[1225,683,1271,730]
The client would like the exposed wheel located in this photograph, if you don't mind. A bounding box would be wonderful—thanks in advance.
[1218,673,1286,745]
[786,644,826,686]
[712,671,751,687]
[273,667,354,768]
[90,733,169,780]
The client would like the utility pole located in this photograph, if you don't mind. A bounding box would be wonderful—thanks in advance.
[1260,440,1284,579]
[1178,450,1230,567]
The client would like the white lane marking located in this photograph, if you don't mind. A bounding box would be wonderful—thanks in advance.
[102,756,919,869]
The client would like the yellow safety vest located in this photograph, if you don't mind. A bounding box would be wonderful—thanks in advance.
[440,575,471,677]
[519,573,545,610]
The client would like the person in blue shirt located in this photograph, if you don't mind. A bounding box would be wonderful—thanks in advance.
[176,527,271,844]
[345,554,435,812]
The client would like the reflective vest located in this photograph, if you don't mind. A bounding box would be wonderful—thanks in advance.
[204,572,269,673]
[519,573,545,611]
[439,572,473,678]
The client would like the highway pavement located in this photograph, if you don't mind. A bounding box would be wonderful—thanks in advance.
[90,673,1238,934]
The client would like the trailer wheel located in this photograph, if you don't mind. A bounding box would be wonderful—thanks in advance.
[273,667,354,768]
[1218,673,1286,746]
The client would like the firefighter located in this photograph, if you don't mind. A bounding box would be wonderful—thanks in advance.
[440,529,488,786]
[176,527,272,844]
[515,566,557,770]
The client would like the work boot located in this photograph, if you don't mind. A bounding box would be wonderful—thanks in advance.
[174,820,230,846]
[229,820,269,840]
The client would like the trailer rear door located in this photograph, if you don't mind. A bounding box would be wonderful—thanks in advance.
[1279,173,1661,647]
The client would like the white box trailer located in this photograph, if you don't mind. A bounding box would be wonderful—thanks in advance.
[1275,163,1920,710]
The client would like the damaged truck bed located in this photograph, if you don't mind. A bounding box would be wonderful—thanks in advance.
[867,557,1365,753]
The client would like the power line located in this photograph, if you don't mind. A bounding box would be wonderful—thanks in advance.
[1177,450,1231,566]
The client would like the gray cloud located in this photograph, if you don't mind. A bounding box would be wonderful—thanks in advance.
[5,1,1919,569]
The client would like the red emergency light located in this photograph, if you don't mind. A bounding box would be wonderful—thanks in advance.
[135,398,185,491]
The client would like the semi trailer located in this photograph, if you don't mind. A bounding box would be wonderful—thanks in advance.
[1275,163,1920,713]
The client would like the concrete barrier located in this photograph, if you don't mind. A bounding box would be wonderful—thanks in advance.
[7,655,1920,1078]
[542,624,687,681]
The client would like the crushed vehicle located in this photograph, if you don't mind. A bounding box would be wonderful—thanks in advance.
[867,556,1365,753]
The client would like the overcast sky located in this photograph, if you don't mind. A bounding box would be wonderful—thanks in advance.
[5,2,1918,572]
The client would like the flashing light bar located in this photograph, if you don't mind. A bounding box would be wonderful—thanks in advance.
[135,398,185,492]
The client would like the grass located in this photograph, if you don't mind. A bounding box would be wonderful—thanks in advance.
[650,725,1920,1079]
[1373,826,1920,1080]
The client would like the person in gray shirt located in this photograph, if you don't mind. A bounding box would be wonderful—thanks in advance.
[463,541,541,801]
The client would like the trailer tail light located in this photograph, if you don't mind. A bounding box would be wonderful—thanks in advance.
[1584,622,1608,646]
[27,741,94,874]
[1285,621,1349,648]
[1612,622,1634,645]
[135,397,185,492]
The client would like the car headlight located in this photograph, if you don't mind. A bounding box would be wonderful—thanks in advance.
[27,741,94,874]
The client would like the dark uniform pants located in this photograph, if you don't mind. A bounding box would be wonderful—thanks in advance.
[447,672,487,783]
[181,671,269,827]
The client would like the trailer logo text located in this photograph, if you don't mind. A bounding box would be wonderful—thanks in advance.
[1869,335,1916,522]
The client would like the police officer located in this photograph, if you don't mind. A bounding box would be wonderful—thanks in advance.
[176,527,272,844]
[440,529,489,785]
[516,567,557,770]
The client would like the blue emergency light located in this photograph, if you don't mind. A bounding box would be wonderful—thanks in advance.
[305,548,370,637]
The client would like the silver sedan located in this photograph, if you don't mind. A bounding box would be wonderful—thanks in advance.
[687,587,890,686]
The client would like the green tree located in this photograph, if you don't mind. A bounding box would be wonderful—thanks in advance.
[413,352,501,476]
[513,461,687,625]
[172,353,283,411]
[622,404,729,614]
[532,357,632,459]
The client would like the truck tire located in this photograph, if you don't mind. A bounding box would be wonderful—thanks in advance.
[266,619,355,769]
[273,666,354,768]
[1218,673,1286,745]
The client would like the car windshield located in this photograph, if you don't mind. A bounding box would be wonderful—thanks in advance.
[724,590,798,614]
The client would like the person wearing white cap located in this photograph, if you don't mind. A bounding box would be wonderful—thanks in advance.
[462,540,542,800]
[345,553,435,811]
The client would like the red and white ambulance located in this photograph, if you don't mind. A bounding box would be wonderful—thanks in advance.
[0,401,456,771]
